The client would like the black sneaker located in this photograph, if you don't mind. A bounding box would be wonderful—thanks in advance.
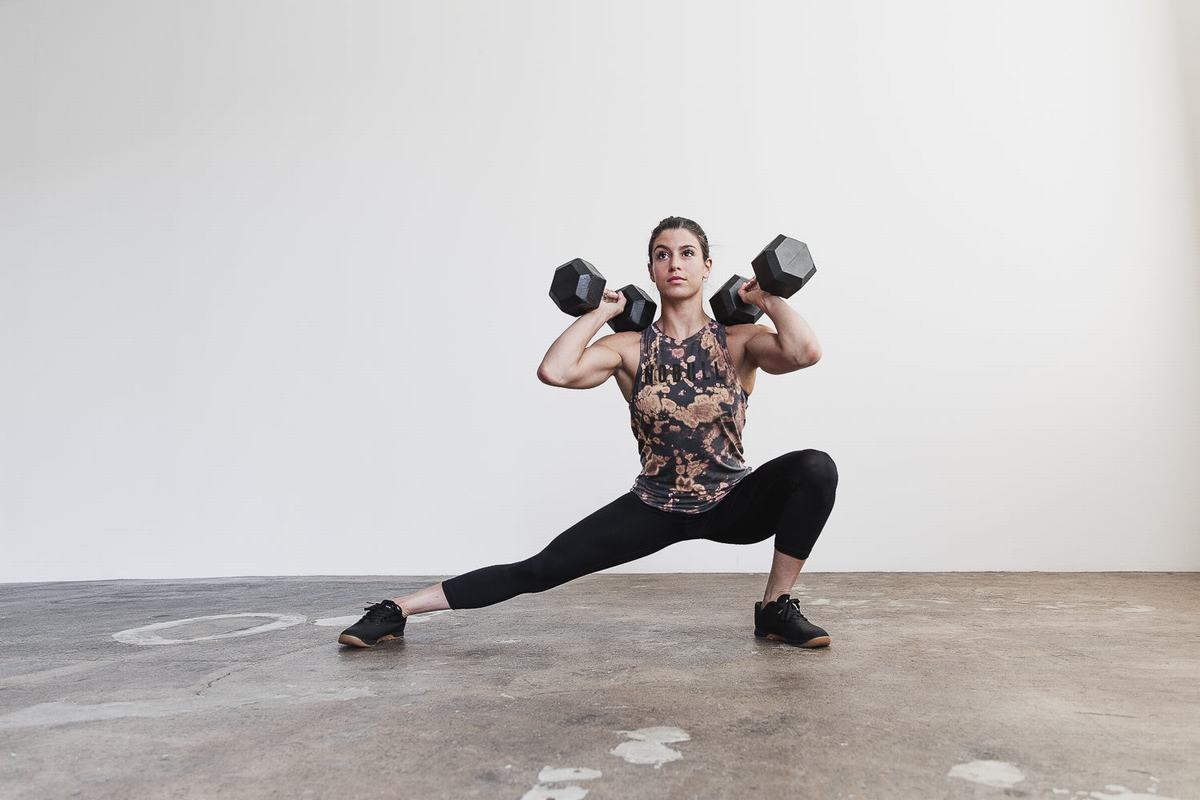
[754,593,831,648]
[338,599,407,648]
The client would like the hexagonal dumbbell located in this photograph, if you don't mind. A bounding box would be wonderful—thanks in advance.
[709,234,817,325]
[549,258,657,333]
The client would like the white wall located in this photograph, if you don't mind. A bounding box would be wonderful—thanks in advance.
[2,0,1197,582]
[1176,1,1200,203]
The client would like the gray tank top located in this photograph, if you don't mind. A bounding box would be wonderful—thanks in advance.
[628,317,753,513]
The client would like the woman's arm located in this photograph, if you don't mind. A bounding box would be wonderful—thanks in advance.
[745,295,822,374]
[537,306,622,387]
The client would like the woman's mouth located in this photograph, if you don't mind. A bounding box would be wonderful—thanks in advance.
[668,277,685,283]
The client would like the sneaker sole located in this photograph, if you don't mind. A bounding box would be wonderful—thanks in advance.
[755,630,831,648]
[338,632,402,648]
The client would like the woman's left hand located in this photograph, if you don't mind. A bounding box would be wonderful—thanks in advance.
[737,276,771,310]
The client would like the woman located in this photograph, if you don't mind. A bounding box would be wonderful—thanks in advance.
[338,216,839,648]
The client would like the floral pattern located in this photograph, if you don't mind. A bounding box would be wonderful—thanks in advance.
[628,319,753,513]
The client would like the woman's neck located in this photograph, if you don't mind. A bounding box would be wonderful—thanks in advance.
[656,308,711,340]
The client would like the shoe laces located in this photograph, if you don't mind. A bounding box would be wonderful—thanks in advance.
[773,595,810,622]
[360,600,401,621]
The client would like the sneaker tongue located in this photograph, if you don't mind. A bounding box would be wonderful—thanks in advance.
[777,593,791,602]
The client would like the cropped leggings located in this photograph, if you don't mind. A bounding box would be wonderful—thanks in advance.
[440,449,839,610]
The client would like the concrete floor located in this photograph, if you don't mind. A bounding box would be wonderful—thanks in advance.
[0,573,1195,800]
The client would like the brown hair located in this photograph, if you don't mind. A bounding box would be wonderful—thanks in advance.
[647,216,710,264]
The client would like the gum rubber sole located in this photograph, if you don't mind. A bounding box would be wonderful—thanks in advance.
[338,632,401,648]
[755,630,831,648]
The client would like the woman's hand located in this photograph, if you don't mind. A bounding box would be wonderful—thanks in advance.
[596,288,627,321]
[737,277,771,310]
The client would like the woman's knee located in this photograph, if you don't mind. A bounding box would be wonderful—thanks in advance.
[780,449,838,493]
[507,555,565,594]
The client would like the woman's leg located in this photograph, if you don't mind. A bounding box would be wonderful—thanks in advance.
[430,492,687,610]
[391,582,450,617]
[761,549,808,608]
[692,449,839,602]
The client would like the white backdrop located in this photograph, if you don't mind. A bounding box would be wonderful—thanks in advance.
[2,0,1197,582]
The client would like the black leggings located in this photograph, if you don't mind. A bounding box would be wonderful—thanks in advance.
[440,449,839,610]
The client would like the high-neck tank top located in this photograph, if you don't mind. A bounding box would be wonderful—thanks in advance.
[628,317,753,513]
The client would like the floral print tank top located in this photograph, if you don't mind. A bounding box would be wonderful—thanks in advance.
[628,317,753,513]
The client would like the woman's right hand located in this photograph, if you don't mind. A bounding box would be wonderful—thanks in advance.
[595,288,627,321]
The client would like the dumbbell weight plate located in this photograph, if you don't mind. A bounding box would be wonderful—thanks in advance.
[549,258,606,316]
[608,285,656,333]
[708,275,764,326]
[751,234,816,299]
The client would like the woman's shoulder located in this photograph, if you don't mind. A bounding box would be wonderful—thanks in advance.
[592,328,643,366]
[720,321,764,391]
[722,320,774,349]
[720,319,764,337]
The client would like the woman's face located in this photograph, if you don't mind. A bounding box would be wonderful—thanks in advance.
[648,229,711,294]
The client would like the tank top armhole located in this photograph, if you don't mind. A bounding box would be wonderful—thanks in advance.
[628,326,650,405]
[715,322,748,401]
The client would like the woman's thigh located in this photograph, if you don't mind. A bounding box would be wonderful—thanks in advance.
[690,449,839,550]
[531,491,689,580]
[441,491,688,609]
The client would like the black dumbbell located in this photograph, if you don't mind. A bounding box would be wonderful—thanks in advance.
[549,258,657,333]
[709,234,817,325]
